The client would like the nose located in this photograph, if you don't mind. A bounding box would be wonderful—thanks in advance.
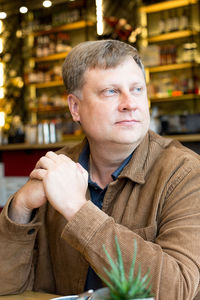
[118,92,137,112]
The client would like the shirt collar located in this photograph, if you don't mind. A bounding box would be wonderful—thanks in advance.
[78,141,133,181]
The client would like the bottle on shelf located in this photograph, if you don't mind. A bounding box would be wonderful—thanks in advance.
[166,10,173,32]
[172,9,179,32]
[158,12,166,34]
[25,123,37,144]
[37,119,63,144]
[8,115,25,144]
[178,8,189,31]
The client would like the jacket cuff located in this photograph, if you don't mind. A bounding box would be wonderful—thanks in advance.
[61,200,109,252]
[0,196,42,241]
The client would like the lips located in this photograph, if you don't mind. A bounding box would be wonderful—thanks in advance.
[115,119,139,124]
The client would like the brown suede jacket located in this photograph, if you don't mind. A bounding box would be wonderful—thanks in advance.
[0,130,200,300]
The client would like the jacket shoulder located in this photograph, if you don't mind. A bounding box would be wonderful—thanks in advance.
[149,130,200,161]
[55,138,87,162]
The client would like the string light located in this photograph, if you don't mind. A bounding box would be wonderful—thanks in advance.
[0,63,4,87]
[0,112,5,127]
[19,6,28,14]
[0,38,3,54]
[43,0,52,8]
[0,12,6,19]
[0,20,3,53]
[95,0,103,35]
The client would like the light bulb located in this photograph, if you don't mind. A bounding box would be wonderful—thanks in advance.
[43,0,52,8]
[0,12,7,19]
[19,6,28,14]
[95,0,103,35]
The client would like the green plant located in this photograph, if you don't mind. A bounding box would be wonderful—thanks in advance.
[99,236,153,300]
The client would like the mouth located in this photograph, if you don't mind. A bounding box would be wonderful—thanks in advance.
[115,120,139,126]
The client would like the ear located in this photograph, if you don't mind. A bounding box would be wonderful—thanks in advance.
[67,94,81,122]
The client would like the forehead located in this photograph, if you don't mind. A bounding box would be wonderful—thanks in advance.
[84,58,145,85]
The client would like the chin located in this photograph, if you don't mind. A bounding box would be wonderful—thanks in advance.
[110,136,141,146]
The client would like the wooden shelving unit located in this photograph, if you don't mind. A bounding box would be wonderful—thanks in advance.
[139,0,200,142]
[0,135,84,151]
[28,20,95,89]
[29,105,68,113]
[30,80,64,88]
[24,14,96,145]
[147,62,199,73]
[139,0,198,13]
[34,51,70,62]
[164,134,200,142]
[148,30,199,43]
[32,20,95,36]
[150,94,200,103]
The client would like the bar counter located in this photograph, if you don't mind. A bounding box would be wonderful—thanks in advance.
[0,139,82,151]
[0,138,84,177]
[0,134,200,151]
[0,291,60,300]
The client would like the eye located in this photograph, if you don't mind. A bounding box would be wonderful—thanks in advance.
[132,86,143,94]
[103,88,117,97]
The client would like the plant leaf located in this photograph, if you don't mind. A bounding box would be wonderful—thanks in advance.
[115,236,126,284]
[103,244,120,276]
[97,237,153,299]
[128,239,137,284]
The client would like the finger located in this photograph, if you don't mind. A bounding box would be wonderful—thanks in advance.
[58,153,76,166]
[76,163,84,173]
[76,163,88,175]
[45,151,59,161]
[29,169,47,180]
[46,152,73,165]
[35,156,55,170]
[76,163,88,184]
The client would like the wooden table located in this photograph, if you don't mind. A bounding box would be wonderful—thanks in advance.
[0,291,60,300]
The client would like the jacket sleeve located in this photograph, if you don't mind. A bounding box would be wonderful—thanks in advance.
[0,197,42,295]
[61,163,200,300]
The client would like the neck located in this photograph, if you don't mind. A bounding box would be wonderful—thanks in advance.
[88,140,135,188]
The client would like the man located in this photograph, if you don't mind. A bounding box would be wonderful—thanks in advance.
[0,40,200,300]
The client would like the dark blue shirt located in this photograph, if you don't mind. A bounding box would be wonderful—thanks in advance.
[78,142,133,291]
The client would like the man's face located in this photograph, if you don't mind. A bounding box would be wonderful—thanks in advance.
[69,57,150,148]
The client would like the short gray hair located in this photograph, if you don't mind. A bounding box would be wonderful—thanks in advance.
[62,39,145,95]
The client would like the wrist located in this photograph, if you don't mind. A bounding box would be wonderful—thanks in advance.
[8,194,33,224]
[63,198,86,221]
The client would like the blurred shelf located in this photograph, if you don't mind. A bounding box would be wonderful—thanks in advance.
[164,134,200,142]
[140,0,198,13]
[147,62,199,73]
[29,80,64,88]
[33,20,95,36]
[0,135,84,151]
[34,51,70,62]
[29,105,68,113]
[148,30,198,43]
[1,134,199,149]
[150,94,200,103]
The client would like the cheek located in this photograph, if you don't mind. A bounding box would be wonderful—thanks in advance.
[79,104,103,125]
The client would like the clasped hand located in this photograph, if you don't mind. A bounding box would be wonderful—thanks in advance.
[29,151,88,221]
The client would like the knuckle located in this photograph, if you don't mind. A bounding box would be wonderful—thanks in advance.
[59,153,67,160]
[40,156,46,163]
[46,151,54,157]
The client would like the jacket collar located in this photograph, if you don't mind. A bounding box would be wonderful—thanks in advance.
[63,132,150,185]
[118,132,149,184]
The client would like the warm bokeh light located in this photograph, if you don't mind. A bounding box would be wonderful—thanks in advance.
[43,0,52,8]
[0,87,4,99]
[19,6,28,14]
[0,63,4,87]
[0,12,7,20]
[96,0,103,35]
[0,39,3,54]
[0,20,3,34]
[0,111,5,127]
